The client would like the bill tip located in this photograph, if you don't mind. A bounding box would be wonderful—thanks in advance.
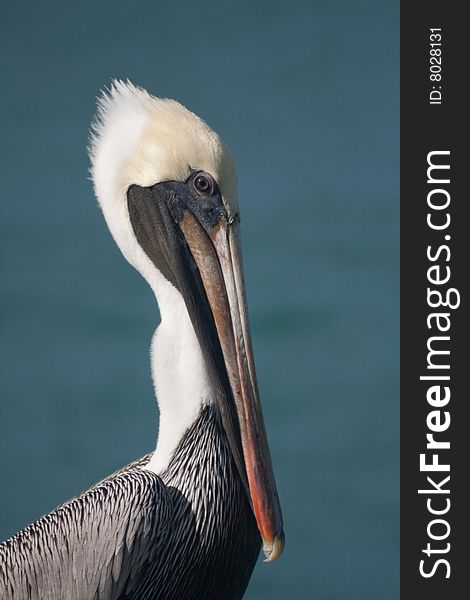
[262,531,285,563]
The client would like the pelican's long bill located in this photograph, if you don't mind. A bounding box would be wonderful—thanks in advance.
[127,176,285,562]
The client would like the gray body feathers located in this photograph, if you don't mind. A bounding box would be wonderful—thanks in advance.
[0,408,260,599]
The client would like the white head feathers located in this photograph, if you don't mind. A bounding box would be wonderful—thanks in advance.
[89,80,238,294]
[90,80,237,210]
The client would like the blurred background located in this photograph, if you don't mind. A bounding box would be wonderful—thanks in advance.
[0,1,398,598]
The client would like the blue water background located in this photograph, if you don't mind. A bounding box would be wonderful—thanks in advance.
[0,1,399,597]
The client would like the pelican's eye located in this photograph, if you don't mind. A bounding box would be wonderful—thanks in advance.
[193,172,217,197]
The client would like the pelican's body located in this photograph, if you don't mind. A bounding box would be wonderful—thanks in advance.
[0,81,283,599]
[1,410,259,599]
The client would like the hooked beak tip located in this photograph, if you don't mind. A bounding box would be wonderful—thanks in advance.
[262,531,285,563]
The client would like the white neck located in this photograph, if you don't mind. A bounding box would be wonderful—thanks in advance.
[144,274,212,474]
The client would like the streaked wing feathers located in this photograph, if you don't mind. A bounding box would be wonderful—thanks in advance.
[0,457,171,600]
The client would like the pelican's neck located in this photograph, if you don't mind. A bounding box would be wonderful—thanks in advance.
[144,275,212,474]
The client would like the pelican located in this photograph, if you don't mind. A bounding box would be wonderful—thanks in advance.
[0,81,284,599]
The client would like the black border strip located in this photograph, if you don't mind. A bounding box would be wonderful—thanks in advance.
[401,4,467,598]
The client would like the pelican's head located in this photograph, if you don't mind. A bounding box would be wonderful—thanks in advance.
[90,80,284,562]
